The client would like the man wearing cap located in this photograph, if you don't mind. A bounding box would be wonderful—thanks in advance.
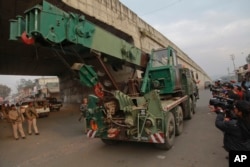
[214,100,250,151]
[8,104,26,140]
[25,102,40,135]
[223,83,240,100]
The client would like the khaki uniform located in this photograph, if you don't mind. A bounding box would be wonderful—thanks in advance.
[8,108,26,139]
[1,106,11,123]
[25,106,39,135]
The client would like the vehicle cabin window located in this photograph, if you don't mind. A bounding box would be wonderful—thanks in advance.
[38,101,43,106]
[22,102,29,106]
[35,101,46,107]
[152,49,168,67]
[185,70,191,77]
[152,48,177,67]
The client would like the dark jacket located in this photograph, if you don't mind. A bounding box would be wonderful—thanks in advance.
[80,104,88,117]
[243,90,250,102]
[215,112,250,151]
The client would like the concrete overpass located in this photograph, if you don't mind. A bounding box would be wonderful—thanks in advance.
[0,0,211,102]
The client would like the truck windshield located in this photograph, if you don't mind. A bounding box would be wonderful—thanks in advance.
[151,49,168,67]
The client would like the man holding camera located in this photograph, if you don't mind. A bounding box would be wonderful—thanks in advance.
[210,100,250,151]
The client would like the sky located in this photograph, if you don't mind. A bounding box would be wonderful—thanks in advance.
[120,0,250,79]
[1,0,250,94]
[0,75,53,95]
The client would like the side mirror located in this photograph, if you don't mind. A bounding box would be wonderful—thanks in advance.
[196,73,199,80]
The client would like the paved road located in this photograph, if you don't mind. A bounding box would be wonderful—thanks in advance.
[0,90,228,167]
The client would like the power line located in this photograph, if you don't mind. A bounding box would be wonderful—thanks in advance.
[140,0,183,16]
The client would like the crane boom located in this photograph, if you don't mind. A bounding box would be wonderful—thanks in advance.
[10,1,148,68]
[10,0,149,93]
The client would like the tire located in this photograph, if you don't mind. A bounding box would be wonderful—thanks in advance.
[155,112,175,150]
[187,98,194,120]
[175,106,184,136]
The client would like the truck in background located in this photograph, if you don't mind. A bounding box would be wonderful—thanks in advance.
[45,97,63,111]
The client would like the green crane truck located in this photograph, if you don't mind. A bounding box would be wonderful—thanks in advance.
[9,0,198,150]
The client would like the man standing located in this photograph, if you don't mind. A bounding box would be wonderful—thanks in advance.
[0,104,8,121]
[8,104,26,140]
[79,97,88,133]
[213,100,250,151]
[25,102,39,135]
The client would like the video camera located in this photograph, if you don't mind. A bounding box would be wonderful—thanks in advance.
[209,96,235,118]
[209,83,224,93]
[209,95,234,110]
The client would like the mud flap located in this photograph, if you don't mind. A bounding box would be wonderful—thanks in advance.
[86,130,97,138]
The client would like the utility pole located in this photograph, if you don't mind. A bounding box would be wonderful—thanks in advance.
[230,54,236,73]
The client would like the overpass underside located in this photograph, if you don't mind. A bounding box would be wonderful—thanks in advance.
[0,0,133,76]
[0,0,210,102]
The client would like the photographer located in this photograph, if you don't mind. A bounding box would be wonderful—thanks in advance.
[223,83,240,101]
[210,80,223,97]
[241,79,250,101]
[211,100,250,151]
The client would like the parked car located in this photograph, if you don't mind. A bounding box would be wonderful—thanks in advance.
[45,97,63,111]
[20,100,50,117]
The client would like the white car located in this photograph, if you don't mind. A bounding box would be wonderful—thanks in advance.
[20,100,50,117]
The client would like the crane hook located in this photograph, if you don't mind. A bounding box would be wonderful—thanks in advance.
[21,31,35,45]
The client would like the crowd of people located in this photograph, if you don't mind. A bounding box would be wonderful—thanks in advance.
[209,79,250,152]
[210,79,250,101]
[0,102,40,140]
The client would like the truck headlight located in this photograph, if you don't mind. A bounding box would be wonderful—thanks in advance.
[140,109,146,115]
[145,118,154,128]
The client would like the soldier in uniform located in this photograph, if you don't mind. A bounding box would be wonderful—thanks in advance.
[8,104,26,140]
[1,104,11,122]
[25,102,39,135]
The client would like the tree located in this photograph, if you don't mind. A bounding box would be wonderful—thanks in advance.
[0,84,11,99]
[17,78,35,91]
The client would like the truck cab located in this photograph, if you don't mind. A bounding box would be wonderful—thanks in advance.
[140,47,197,104]
[85,46,197,150]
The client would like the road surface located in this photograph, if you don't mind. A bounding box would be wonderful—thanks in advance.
[0,89,228,167]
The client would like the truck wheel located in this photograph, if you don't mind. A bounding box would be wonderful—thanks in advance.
[187,98,194,120]
[155,112,175,150]
[175,106,184,136]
